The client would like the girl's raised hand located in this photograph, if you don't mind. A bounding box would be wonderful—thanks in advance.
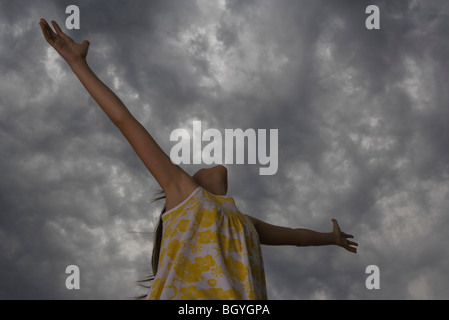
[39,18,90,66]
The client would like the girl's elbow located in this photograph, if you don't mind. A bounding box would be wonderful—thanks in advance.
[112,111,133,129]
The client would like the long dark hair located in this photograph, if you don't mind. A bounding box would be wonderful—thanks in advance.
[136,191,166,299]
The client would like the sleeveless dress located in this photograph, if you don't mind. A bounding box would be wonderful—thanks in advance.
[147,186,267,300]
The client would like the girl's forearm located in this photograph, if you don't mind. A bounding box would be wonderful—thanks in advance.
[69,59,132,126]
[294,229,336,247]
[249,215,357,252]
[249,216,337,247]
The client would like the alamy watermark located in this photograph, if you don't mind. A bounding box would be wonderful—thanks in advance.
[365,265,380,290]
[169,121,278,175]
[65,5,80,30]
[65,265,80,290]
[64,4,379,31]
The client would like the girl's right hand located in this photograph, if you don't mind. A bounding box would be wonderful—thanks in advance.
[39,18,90,67]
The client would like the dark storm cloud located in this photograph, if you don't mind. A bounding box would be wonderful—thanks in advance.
[1,0,448,299]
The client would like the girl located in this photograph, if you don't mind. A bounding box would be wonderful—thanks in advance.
[39,19,358,300]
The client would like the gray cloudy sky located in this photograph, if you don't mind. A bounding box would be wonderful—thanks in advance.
[1,0,448,300]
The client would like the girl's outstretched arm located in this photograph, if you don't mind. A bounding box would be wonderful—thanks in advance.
[39,19,197,207]
[247,216,358,253]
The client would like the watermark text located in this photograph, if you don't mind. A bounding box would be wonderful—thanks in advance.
[170,121,278,175]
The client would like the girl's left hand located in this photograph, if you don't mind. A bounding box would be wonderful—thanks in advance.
[332,219,358,253]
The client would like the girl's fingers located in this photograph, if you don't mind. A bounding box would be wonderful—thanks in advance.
[40,20,55,37]
[39,20,54,43]
[346,243,357,253]
[51,20,67,38]
[331,219,341,232]
[41,19,53,32]
[347,240,358,247]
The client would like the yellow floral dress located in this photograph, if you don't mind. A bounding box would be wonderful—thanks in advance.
[147,187,267,300]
